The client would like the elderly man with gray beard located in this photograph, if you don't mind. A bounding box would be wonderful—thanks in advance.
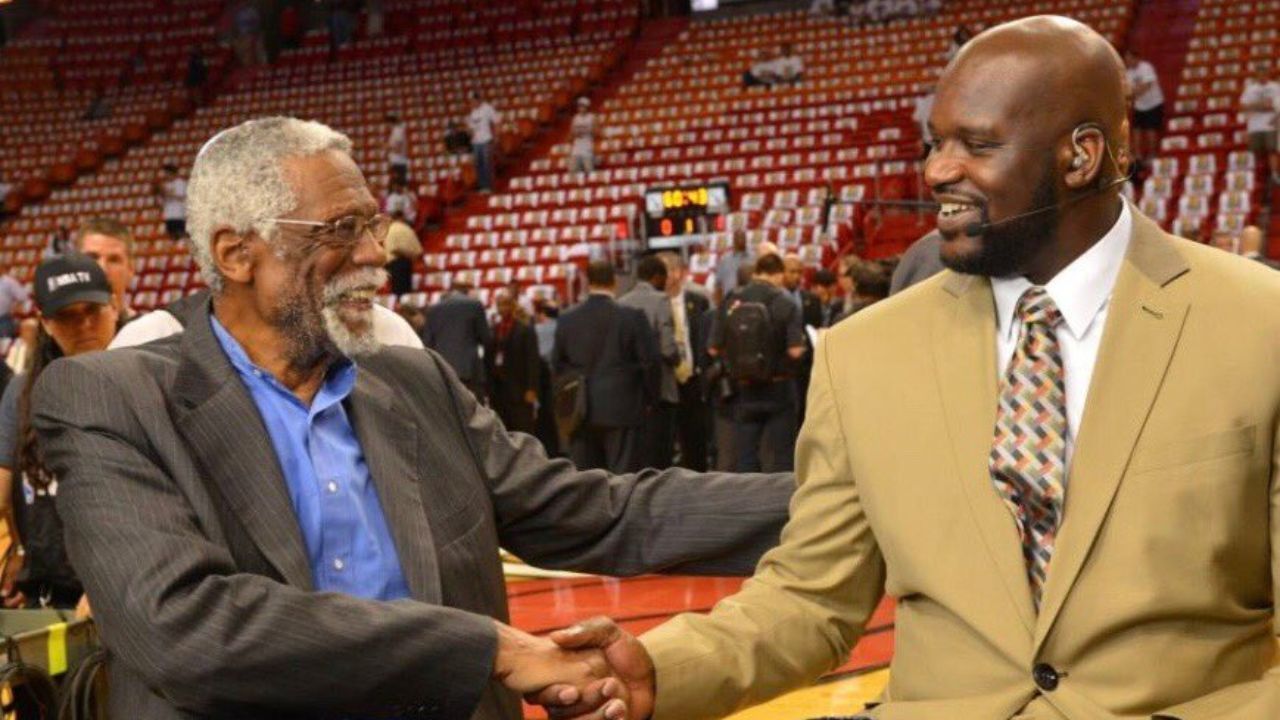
[29,117,794,720]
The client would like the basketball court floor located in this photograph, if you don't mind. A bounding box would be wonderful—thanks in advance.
[506,572,893,719]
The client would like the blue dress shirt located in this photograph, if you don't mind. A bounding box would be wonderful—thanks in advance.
[211,317,411,601]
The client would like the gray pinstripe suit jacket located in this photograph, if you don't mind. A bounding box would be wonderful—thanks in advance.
[33,301,793,720]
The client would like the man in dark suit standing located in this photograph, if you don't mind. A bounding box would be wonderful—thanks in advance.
[488,289,540,435]
[424,280,491,400]
[783,254,823,421]
[554,262,659,473]
[619,256,679,469]
[32,118,793,720]
[809,269,841,328]
[659,251,711,471]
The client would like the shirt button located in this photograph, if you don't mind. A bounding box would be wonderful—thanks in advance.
[326,481,338,494]
[332,558,345,571]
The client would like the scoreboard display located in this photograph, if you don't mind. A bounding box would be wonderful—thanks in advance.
[643,182,731,239]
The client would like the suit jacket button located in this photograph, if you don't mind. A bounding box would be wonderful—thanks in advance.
[1033,662,1060,691]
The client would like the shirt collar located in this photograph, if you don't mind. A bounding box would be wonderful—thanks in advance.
[209,315,357,411]
[992,200,1132,342]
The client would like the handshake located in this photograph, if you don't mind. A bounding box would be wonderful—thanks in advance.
[492,617,655,720]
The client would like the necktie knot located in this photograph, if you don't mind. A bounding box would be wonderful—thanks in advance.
[1016,287,1063,329]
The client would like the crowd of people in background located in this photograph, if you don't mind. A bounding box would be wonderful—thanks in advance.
[377,228,901,480]
[810,0,944,25]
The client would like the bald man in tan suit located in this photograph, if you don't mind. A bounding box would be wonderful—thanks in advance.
[534,16,1280,720]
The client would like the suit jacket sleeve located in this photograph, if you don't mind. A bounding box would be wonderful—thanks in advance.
[552,319,568,375]
[520,323,540,394]
[631,307,662,406]
[423,311,438,348]
[639,336,887,720]
[474,303,493,357]
[34,359,498,718]
[432,350,792,576]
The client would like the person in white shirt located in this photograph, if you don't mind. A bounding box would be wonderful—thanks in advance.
[742,49,776,88]
[1240,68,1277,151]
[1124,50,1164,164]
[913,86,936,152]
[808,0,834,15]
[1241,65,1280,184]
[772,43,804,85]
[383,177,417,226]
[156,164,188,240]
[466,92,501,192]
[385,113,408,184]
[568,97,598,175]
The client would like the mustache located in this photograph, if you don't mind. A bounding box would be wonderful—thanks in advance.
[322,267,388,305]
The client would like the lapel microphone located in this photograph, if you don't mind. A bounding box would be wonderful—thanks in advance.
[962,175,1130,237]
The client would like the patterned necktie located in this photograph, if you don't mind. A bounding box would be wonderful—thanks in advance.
[989,286,1067,611]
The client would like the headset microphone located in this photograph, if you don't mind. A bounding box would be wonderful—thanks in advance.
[962,175,1129,237]
[962,123,1130,237]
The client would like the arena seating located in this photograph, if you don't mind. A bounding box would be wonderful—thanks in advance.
[441,0,1134,293]
[1,0,638,315]
[1138,0,1280,242]
[0,0,229,202]
[17,0,1280,321]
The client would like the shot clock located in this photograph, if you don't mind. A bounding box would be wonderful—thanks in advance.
[643,181,731,240]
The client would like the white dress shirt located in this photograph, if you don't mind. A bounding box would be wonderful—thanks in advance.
[991,201,1132,473]
[467,103,500,145]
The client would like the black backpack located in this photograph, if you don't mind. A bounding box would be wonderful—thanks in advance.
[723,298,775,383]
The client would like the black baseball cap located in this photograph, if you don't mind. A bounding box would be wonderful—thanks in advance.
[34,253,113,317]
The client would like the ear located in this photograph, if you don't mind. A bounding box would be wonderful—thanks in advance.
[1064,125,1106,191]
[1113,117,1134,177]
[211,227,256,286]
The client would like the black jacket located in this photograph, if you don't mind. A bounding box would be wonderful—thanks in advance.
[553,294,660,428]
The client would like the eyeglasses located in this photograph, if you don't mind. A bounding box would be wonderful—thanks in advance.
[268,214,392,252]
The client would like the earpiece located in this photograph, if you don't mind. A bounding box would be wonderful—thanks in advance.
[1070,125,1089,170]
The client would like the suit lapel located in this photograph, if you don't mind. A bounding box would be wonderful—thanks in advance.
[170,302,313,590]
[347,370,443,604]
[933,272,1038,638]
[1033,213,1191,649]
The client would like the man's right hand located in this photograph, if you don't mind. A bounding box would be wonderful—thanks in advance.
[532,617,656,720]
[491,621,629,720]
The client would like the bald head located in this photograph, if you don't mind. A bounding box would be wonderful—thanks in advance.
[947,16,1129,155]
[1240,225,1264,256]
[925,16,1131,283]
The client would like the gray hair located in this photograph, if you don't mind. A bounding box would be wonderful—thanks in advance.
[187,117,353,292]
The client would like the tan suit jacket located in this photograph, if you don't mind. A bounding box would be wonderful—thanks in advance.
[642,211,1280,720]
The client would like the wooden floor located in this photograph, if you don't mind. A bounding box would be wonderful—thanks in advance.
[507,574,893,719]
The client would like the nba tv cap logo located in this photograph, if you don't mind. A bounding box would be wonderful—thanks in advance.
[34,253,113,317]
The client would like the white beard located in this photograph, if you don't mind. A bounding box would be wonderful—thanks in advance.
[322,304,380,357]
